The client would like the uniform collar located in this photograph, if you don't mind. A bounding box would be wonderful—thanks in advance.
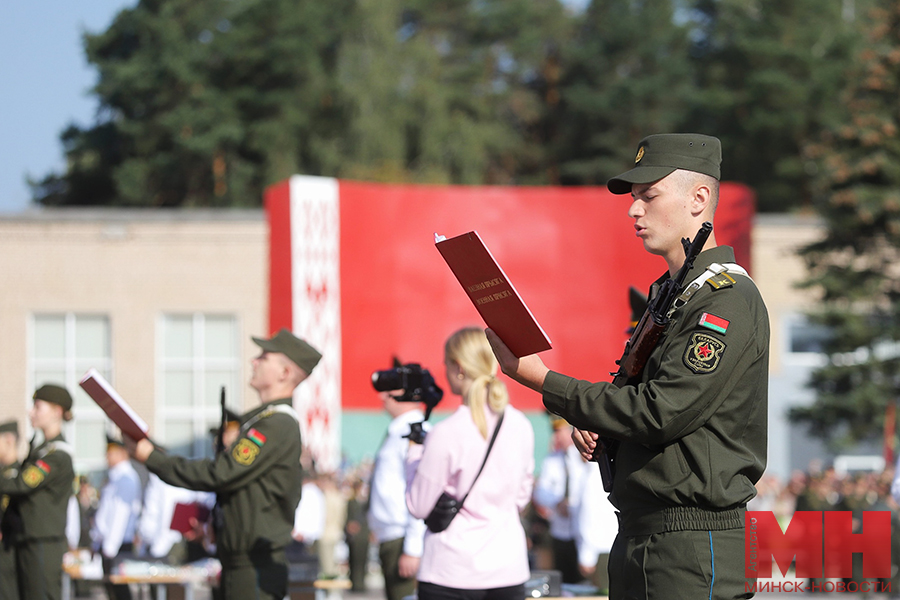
[654,245,736,286]
[244,397,293,421]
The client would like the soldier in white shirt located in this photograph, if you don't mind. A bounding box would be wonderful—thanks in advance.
[368,388,429,600]
[92,435,142,600]
[139,473,215,563]
[573,462,618,594]
[533,418,591,584]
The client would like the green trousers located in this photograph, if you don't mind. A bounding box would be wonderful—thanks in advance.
[220,551,289,600]
[608,529,752,600]
[16,538,66,600]
[0,538,18,600]
[379,537,417,600]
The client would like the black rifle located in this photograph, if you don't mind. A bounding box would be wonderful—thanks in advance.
[216,386,227,455]
[595,221,713,492]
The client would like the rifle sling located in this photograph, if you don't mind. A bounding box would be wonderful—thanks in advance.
[667,262,749,318]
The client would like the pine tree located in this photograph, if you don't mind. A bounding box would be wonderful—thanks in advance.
[685,0,865,212]
[790,0,900,447]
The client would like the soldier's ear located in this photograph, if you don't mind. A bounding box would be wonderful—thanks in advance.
[691,182,713,216]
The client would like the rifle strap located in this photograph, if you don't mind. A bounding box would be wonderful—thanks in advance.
[668,262,750,318]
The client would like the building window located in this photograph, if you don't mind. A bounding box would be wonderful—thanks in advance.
[158,314,241,458]
[31,314,111,475]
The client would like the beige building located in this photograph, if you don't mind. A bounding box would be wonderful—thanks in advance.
[0,209,267,475]
[0,207,825,480]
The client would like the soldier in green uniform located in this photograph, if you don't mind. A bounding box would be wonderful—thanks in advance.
[0,419,22,600]
[488,133,768,600]
[130,329,322,600]
[0,385,76,600]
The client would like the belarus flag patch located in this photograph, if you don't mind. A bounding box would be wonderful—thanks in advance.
[247,428,267,447]
[698,312,729,335]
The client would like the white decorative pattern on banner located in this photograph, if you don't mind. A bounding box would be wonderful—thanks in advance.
[289,175,341,471]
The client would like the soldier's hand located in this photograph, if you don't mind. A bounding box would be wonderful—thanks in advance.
[573,427,599,461]
[131,438,155,463]
[398,554,421,579]
[485,328,549,393]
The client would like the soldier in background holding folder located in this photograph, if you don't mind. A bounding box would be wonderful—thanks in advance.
[0,385,75,600]
[487,133,769,600]
[129,329,322,600]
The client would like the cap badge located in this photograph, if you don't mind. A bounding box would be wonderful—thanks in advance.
[635,146,645,164]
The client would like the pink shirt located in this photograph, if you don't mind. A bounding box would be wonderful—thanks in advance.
[406,404,534,589]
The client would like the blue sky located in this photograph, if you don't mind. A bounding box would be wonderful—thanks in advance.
[0,1,135,213]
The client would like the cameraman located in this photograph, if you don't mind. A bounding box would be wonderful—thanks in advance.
[368,377,430,600]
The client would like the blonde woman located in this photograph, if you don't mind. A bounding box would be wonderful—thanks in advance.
[406,327,534,600]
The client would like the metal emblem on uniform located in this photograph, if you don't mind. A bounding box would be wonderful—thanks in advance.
[635,146,645,164]
[705,272,735,290]
[233,438,260,465]
[22,465,44,488]
[683,332,726,374]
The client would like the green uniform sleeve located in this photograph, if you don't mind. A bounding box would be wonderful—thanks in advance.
[543,280,767,446]
[146,414,299,494]
[0,450,71,497]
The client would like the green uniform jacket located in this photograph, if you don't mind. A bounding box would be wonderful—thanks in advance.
[0,435,74,542]
[145,398,303,559]
[543,246,768,513]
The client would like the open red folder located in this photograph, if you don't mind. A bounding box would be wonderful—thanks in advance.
[170,502,211,534]
[436,231,552,358]
[79,368,149,441]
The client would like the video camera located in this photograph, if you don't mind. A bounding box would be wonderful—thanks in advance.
[371,361,443,444]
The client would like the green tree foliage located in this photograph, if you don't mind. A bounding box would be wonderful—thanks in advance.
[790,1,900,447]
[552,0,695,184]
[683,0,864,212]
[32,0,567,206]
[30,0,877,209]
[337,0,569,184]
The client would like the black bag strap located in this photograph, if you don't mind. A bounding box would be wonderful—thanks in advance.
[459,410,505,505]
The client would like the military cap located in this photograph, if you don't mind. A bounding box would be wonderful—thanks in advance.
[33,384,73,413]
[607,133,722,195]
[0,420,18,436]
[253,329,323,375]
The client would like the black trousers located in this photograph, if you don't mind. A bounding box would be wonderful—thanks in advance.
[418,581,525,600]
[103,542,135,600]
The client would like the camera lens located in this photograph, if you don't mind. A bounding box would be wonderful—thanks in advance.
[371,369,404,392]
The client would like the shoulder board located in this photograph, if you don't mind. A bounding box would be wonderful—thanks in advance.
[39,441,74,459]
[705,272,736,290]
[241,403,300,433]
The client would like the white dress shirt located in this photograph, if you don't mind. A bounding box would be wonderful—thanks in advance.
[292,480,326,542]
[533,445,590,541]
[139,474,215,559]
[92,459,142,558]
[368,408,428,557]
[574,463,618,568]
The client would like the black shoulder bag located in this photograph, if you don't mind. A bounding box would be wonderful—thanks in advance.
[424,411,505,533]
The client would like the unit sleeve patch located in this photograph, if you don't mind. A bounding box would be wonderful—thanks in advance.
[22,465,45,488]
[683,332,726,374]
[233,438,260,466]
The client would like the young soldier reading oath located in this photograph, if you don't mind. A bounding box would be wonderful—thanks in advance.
[488,133,769,600]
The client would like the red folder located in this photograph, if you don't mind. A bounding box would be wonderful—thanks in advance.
[436,231,552,357]
[170,502,211,534]
[79,368,149,441]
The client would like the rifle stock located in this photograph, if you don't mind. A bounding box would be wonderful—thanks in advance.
[594,222,713,492]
